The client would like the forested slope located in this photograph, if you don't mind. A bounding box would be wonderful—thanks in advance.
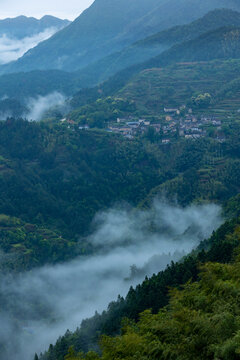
[39,215,240,360]
[74,9,240,88]
[1,118,240,272]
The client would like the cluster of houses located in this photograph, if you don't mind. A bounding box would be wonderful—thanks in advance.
[107,108,224,142]
[60,105,225,143]
[60,118,90,130]
[162,107,224,142]
[107,118,161,139]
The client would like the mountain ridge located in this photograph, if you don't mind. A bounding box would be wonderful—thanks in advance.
[3,0,240,74]
[72,8,240,89]
[0,15,70,39]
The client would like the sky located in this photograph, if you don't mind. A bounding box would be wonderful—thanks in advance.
[0,0,95,20]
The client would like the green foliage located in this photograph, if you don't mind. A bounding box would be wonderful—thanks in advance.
[0,118,165,247]
[0,98,27,118]
[40,217,240,360]
[69,97,136,128]
[74,8,240,89]
[0,71,78,100]
[0,214,78,271]
[93,243,240,360]
[1,118,240,272]
[192,93,212,108]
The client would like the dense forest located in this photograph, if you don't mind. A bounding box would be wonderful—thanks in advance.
[38,215,240,360]
[0,118,240,273]
[67,241,240,360]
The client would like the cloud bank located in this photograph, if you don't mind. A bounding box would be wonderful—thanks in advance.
[0,200,223,360]
[0,27,59,64]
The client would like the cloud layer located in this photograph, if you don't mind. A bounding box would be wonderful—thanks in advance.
[0,27,59,64]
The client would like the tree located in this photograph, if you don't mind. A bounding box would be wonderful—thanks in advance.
[192,93,212,108]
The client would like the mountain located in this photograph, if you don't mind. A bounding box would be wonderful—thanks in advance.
[147,26,240,67]
[70,24,240,109]
[2,0,240,74]
[73,9,240,88]
[0,15,70,39]
[0,70,78,100]
[0,0,160,74]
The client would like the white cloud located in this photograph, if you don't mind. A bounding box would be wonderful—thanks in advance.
[26,92,66,121]
[0,27,60,64]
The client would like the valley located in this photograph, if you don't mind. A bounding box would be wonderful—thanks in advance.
[1,1,240,360]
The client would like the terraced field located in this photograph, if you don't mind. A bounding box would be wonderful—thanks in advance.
[119,60,240,117]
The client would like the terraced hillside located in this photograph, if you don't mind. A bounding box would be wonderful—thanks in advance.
[118,60,240,116]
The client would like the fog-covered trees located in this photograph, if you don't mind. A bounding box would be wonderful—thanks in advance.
[67,229,240,359]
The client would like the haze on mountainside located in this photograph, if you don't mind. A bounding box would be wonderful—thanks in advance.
[0,16,70,64]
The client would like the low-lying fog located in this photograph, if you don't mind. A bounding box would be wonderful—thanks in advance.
[0,92,67,121]
[26,92,67,121]
[0,200,223,360]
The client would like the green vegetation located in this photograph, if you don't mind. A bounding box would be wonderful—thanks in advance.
[39,216,240,360]
[69,97,136,127]
[2,7,240,360]
[1,118,240,272]
[0,70,78,100]
[0,98,27,117]
[0,214,80,271]
[0,118,164,241]
[74,9,240,89]
[80,242,240,360]
[117,59,240,115]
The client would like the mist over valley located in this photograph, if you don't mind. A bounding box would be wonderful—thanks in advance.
[0,201,222,360]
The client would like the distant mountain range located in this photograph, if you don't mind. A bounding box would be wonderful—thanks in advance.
[2,0,240,74]
[0,15,70,39]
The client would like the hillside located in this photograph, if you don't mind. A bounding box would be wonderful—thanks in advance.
[76,233,240,360]
[1,117,240,254]
[0,214,79,271]
[0,15,70,39]
[117,60,240,115]
[2,0,240,73]
[0,0,160,74]
[73,8,240,88]
[0,119,166,239]
[38,216,240,360]
[0,70,78,100]
[146,26,240,68]
[70,24,240,111]
[2,19,240,102]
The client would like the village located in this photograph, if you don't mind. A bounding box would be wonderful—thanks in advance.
[106,105,225,143]
[60,105,225,143]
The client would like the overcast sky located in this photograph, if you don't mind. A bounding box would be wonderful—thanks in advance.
[0,0,95,20]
